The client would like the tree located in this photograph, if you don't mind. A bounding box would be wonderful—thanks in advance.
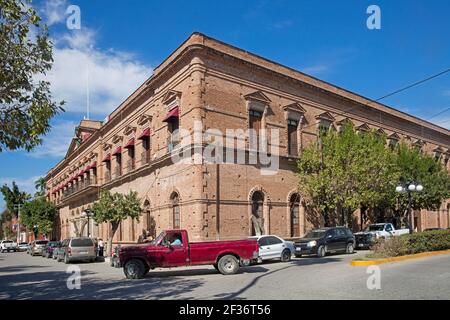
[297,123,397,228]
[92,190,141,256]
[34,177,46,196]
[391,143,450,227]
[0,209,13,239]
[0,181,31,217]
[0,0,64,152]
[20,197,56,238]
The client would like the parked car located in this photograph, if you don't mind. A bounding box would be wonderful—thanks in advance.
[354,223,409,249]
[18,242,29,252]
[30,240,49,256]
[248,235,294,262]
[56,237,96,263]
[26,241,34,255]
[119,229,259,279]
[294,227,355,258]
[41,241,60,258]
[0,240,18,253]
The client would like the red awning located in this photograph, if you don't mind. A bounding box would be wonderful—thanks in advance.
[124,138,135,149]
[138,128,151,139]
[163,107,179,122]
[89,161,97,169]
[112,146,122,156]
[102,153,111,162]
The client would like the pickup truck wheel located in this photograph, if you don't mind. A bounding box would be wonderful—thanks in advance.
[217,255,239,275]
[64,254,70,264]
[346,243,354,254]
[281,249,291,262]
[213,264,219,271]
[317,245,326,258]
[124,259,146,279]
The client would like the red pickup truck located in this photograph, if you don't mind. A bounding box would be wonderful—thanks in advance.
[119,229,259,279]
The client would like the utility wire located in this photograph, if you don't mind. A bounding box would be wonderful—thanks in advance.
[301,67,450,131]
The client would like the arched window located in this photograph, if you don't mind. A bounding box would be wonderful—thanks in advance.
[289,193,300,237]
[251,191,264,236]
[171,193,180,229]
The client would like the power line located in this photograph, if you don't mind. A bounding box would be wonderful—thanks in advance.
[301,67,450,131]
[426,107,450,121]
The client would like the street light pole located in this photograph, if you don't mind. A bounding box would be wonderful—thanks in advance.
[13,204,22,244]
[82,209,93,237]
[396,182,423,234]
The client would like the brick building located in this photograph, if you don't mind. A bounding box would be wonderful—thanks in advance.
[45,33,450,244]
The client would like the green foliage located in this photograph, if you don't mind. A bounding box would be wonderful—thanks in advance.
[393,143,450,213]
[92,190,141,256]
[0,0,64,152]
[368,230,450,258]
[0,181,31,216]
[92,190,141,226]
[297,123,397,225]
[34,177,46,196]
[20,198,56,236]
[297,123,450,227]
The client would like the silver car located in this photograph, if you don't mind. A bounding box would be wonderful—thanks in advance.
[56,237,96,263]
[30,240,49,256]
[249,235,295,263]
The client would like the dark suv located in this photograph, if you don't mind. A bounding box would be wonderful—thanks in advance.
[294,227,355,258]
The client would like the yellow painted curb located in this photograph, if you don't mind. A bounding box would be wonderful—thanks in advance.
[350,249,450,266]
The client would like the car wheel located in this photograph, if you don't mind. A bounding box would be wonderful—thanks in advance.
[281,249,291,262]
[213,263,219,271]
[57,255,62,262]
[346,243,354,254]
[317,245,326,258]
[217,255,239,275]
[64,254,70,264]
[123,259,146,279]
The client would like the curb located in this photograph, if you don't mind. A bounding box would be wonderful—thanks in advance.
[350,249,450,266]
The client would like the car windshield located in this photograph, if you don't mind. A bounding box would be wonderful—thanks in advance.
[71,238,93,247]
[368,225,385,231]
[48,242,59,247]
[36,240,48,245]
[3,240,13,243]
[19,242,27,245]
[152,232,166,245]
[304,230,326,238]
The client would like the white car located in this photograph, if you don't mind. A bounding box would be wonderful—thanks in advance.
[0,240,18,252]
[249,235,294,262]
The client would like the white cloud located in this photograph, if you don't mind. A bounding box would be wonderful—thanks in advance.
[0,176,43,197]
[43,30,152,116]
[302,65,330,76]
[28,120,77,158]
[40,0,68,26]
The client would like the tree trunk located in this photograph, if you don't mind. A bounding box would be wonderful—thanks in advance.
[106,221,119,257]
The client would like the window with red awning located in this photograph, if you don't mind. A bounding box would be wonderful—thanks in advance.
[163,106,179,122]
[124,138,135,148]
[112,146,122,155]
[138,128,151,139]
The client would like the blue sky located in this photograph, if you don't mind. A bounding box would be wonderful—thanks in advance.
[1,0,450,210]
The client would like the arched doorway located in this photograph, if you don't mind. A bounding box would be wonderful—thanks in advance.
[251,191,265,236]
[289,193,300,237]
[170,192,180,229]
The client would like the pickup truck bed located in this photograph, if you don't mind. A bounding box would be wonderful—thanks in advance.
[120,229,259,279]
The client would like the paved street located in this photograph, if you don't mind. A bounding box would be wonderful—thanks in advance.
[0,250,449,299]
